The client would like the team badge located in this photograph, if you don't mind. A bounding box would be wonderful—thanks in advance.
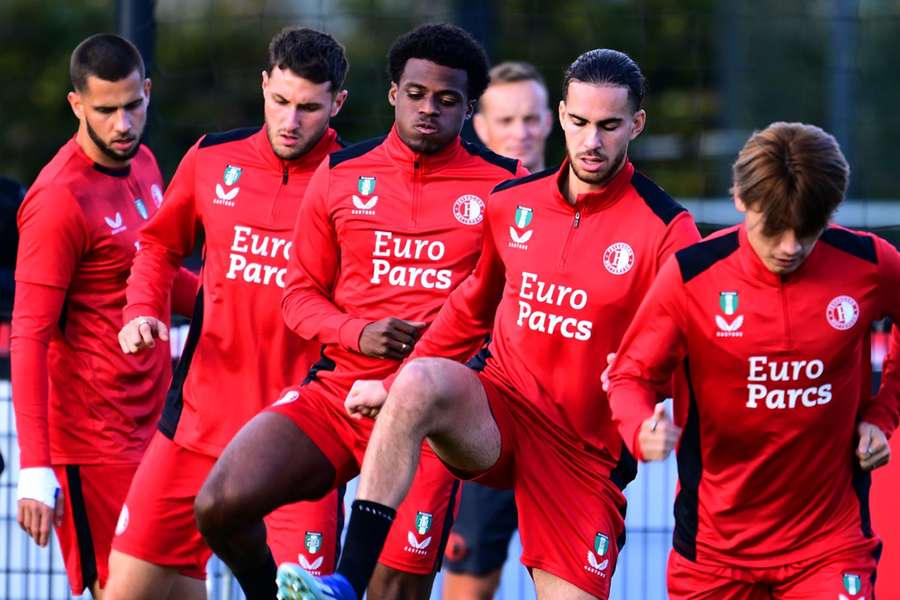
[358,176,376,196]
[151,183,163,207]
[415,512,433,535]
[594,533,609,557]
[304,531,323,554]
[826,295,859,330]
[603,242,635,275]
[843,573,861,594]
[223,165,242,186]
[720,291,739,315]
[453,194,485,225]
[134,198,149,220]
[514,205,533,229]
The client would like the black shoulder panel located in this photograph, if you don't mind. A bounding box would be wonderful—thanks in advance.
[492,166,557,193]
[460,139,519,174]
[676,230,740,284]
[198,127,257,148]
[631,171,687,225]
[820,227,877,265]
[329,136,386,168]
[335,134,350,149]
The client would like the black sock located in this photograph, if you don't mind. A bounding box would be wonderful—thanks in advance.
[336,499,397,597]
[233,547,277,600]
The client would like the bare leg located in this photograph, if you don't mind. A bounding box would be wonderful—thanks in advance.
[356,357,501,507]
[533,568,599,600]
[368,565,436,599]
[104,550,206,600]
[195,412,336,597]
[441,570,502,600]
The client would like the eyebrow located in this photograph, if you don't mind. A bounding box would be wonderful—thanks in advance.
[404,82,464,99]
[567,112,623,127]
[92,97,143,111]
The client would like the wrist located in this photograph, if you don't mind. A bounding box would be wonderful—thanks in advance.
[17,466,60,507]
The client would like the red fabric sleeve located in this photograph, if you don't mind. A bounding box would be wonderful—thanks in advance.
[171,267,200,318]
[10,282,68,467]
[860,239,900,436]
[383,213,506,391]
[15,186,88,288]
[282,161,371,351]
[657,211,702,268]
[608,256,689,458]
[124,144,200,322]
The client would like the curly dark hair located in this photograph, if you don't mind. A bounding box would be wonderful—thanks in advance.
[267,27,349,92]
[387,23,490,100]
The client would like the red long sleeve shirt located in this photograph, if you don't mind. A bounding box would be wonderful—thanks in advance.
[12,138,197,467]
[124,127,340,457]
[394,161,699,473]
[608,224,900,567]
[281,126,524,397]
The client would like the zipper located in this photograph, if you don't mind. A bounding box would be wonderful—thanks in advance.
[779,278,792,347]
[412,159,422,226]
[282,167,288,185]
[558,210,581,267]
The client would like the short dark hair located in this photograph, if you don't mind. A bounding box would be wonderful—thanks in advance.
[388,23,490,100]
[267,27,349,92]
[732,122,849,238]
[70,33,145,92]
[489,61,546,88]
[562,49,645,111]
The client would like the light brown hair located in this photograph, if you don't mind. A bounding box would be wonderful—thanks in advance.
[732,122,849,238]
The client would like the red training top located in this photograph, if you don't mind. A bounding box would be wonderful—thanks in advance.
[124,127,340,457]
[609,224,900,567]
[393,160,700,476]
[12,138,197,467]
[282,126,525,397]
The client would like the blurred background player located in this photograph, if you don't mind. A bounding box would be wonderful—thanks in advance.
[193,22,525,600]
[471,61,552,173]
[609,122,900,599]
[11,33,198,599]
[443,60,552,600]
[104,28,348,600]
[285,48,699,600]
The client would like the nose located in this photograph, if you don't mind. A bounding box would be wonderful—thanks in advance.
[114,108,132,134]
[419,94,439,116]
[779,230,803,255]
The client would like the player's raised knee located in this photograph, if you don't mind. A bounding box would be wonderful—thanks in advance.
[393,357,460,411]
[194,473,236,537]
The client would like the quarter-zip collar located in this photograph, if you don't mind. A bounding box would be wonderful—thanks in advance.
[552,158,635,213]
[383,125,462,174]
[251,125,338,178]
[737,223,818,286]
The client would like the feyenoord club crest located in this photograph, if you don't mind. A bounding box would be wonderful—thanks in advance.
[134,198,149,220]
[304,531,323,554]
[603,242,635,275]
[415,512,433,536]
[514,205,533,229]
[843,573,861,595]
[453,194,485,225]
[594,533,609,557]
[826,295,859,330]
[358,176,376,196]
[720,291,739,316]
[223,165,242,186]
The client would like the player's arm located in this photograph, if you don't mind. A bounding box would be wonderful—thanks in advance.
[282,161,425,359]
[10,187,87,545]
[608,256,689,461]
[657,210,702,267]
[119,144,201,353]
[856,239,900,470]
[171,266,200,318]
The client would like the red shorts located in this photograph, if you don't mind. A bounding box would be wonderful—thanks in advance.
[267,382,460,575]
[53,463,137,594]
[667,539,880,599]
[450,375,628,599]
[112,431,343,578]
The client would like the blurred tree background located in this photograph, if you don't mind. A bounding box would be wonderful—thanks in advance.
[1,0,899,212]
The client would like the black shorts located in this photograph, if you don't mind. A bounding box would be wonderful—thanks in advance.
[443,482,518,575]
